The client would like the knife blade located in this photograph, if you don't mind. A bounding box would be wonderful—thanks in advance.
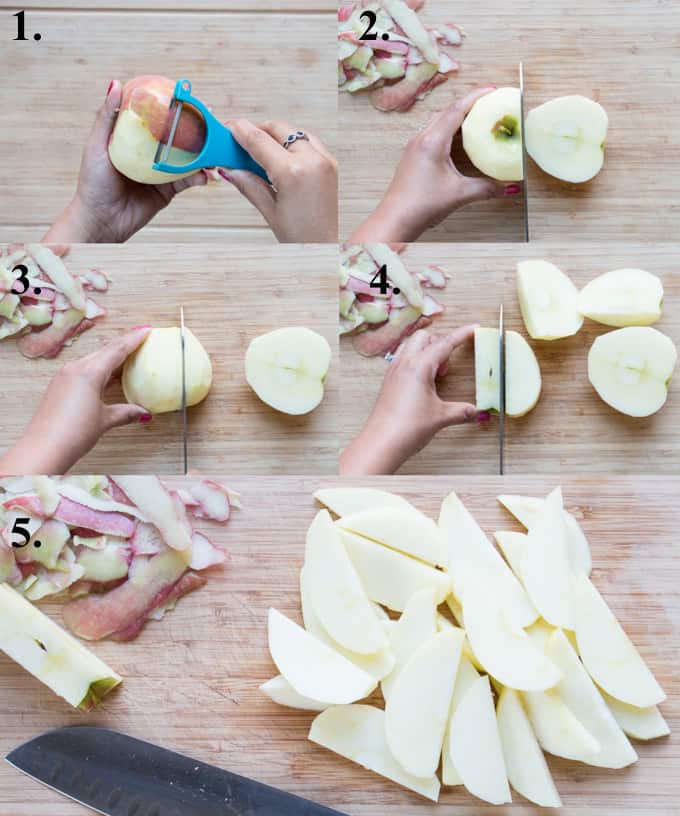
[180,305,188,475]
[519,61,530,242]
[6,727,349,816]
[498,304,506,476]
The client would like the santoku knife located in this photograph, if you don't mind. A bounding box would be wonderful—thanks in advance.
[180,304,189,475]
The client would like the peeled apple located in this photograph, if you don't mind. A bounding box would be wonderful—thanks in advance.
[122,326,212,414]
[108,75,206,184]
[462,87,523,181]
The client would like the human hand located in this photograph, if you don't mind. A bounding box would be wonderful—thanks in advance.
[0,327,153,475]
[222,120,338,243]
[43,81,207,244]
[350,87,521,243]
[340,325,487,475]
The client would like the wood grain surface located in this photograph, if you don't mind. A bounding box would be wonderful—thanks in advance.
[340,243,680,474]
[0,6,336,243]
[0,243,340,474]
[338,0,680,243]
[0,474,677,815]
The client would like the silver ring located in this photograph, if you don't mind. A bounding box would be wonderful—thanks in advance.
[283,130,309,149]
[385,352,395,363]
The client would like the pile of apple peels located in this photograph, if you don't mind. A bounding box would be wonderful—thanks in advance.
[340,243,449,357]
[261,487,669,806]
[0,245,109,359]
[0,475,239,641]
[338,0,464,112]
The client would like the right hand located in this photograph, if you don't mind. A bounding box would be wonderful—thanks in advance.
[223,120,338,243]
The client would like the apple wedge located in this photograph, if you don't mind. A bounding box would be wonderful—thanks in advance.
[573,575,666,708]
[448,675,511,805]
[340,530,451,611]
[313,487,416,517]
[578,268,664,327]
[522,687,601,762]
[0,584,121,710]
[305,510,387,655]
[588,326,677,417]
[546,629,637,768]
[337,507,447,567]
[385,628,464,778]
[267,608,377,705]
[475,327,542,417]
[245,326,332,415]
[260,675,328,712]
[525,95,608,183]
[497,687,562,808]
[599,689,670,741]
[441,655,479,786]
[493,530,526,578]
[462,87,523,181]
[517,259,583,340]
[309,705,440,802]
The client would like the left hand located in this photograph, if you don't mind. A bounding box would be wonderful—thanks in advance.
[43,80,207,243]
[340,325,486,475]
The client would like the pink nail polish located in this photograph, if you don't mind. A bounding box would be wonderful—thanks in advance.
[131,324,152,331]
[106,80,114,97]
[482,84,498,90]
[504,183,521,196]
[138,413,152,424]
[218,169,233,183]
[476,411,491,424]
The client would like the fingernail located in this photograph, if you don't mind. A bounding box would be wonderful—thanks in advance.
[504,183,521,196]
[138,413,152,424]
[218,169,234,183]
[106,80,114,97]
[475,411,491,424]
[482,84,497,90]
[131,324,152,331]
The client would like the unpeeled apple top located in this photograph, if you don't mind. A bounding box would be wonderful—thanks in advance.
[109,75,206,184]
[122,326,212,414]
[461,88,524,182]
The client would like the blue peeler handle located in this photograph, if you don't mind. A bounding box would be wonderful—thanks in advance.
[153,79,269,182]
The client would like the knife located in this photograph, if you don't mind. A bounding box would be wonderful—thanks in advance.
[180,305,188,475]
[498,304,506,476]
[519,61,530,242]
[6,727,349,816]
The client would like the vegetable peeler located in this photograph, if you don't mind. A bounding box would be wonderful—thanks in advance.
[152,79,269,181]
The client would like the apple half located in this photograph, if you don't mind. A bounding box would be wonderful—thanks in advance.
[462,87,523,181]
[525,95,608,183]
[475,327,542,417]
[517,259,583,340]
[578,268,664,327]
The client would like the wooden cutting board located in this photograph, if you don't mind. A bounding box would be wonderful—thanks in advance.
[0,474,677,815]
[340,243,680,474]
[0,5,335,244]
[0,244,340,474]
[338,0,680,243]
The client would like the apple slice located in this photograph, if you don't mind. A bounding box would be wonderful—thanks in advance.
[578,268,664,327]
[337,507,447,567]
[305,510,387,655]
[517,259,583,340]
[245,327,332,415]
[385,628,464,778]
[448,675,511,805]
[309,705,440,802]
[520,487,575,630]
[462,87,523,181]
[573,575,666,708]
[441,655,480,786]
[546,629,637,768]
[260,675,328,712]
[497,687,562,808]
[0,584,121,710]
[339,529,451,612]
[525,95,608,183]
[267,608,377,705]
[522,687,601,762]
[475,327,542,417]
[493,530,526,578]
[599,689,670,741]
[313,487,416,517]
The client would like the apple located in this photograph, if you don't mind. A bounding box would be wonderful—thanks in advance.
[122,326,213,415]
[475,327,542,417]
[385,628,464,778]
[462,87,523,181]
[546,629,637,768]
[573,575,666,708]
[448,676,511,805]
[245,327,332,415]
[517,259,583,340]
[522,687,601,762]
[108,75,206,184]
[304,510,387,656]
[525,95,608,183]
[340,529,452,612]
[496,687,562,808]
[260,675,329,712]
[493,530,526,578]
[599,689,670,741]
[578,268,664,327]
[313,487,416,518]
[267,608,377,705]
[587,326,677,417]
[309,705,440,802]
[337,507,447,567]
[0,584,121,710]
[441,654,479,786]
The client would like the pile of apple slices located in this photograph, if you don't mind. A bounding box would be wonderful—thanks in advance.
[340,243,449,357]
[261,487,669,806]
[338,0,464,112]
[0,245,109,359]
